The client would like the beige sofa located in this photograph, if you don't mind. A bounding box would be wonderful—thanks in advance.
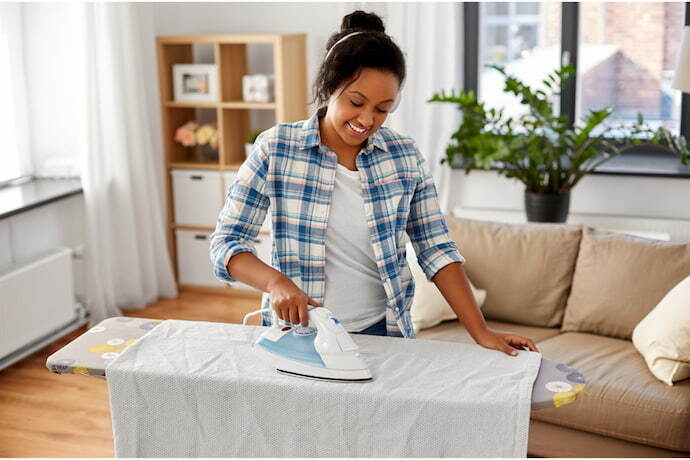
[416,217,690,458]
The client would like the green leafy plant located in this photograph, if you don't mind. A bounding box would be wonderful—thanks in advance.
[429,64,690,195]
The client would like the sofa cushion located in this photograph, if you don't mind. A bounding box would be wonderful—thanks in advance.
[446,217,582,328]
[407,242,487,333]
[416,319,561,345]
[633,276,690,386]
[531,332,690,452]
[561,227,690,340]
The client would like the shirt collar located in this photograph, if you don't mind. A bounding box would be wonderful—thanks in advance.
[298,107,388,154]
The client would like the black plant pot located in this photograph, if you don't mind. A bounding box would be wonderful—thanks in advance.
[524,190,570,223]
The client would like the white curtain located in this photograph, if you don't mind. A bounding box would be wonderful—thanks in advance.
[384,3,464,214]
[0,3,33,183]
[75,3,177,326]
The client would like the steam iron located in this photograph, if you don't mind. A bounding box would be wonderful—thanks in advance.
[250,306,373,383]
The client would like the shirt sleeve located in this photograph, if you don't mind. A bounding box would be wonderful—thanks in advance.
[209,132,271,283]
[406,142,465,281]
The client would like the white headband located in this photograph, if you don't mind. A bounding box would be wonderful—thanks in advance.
[324,31,365,61]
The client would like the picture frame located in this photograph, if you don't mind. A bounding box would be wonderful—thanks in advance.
[173,64,219,102]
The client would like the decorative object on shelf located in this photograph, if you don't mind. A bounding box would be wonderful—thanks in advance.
[174,121,199,147]
[174,121,219,162]
[173,64,219,102]
[244,128,264,158]
[430,64,690,223]
[242,74,275,102]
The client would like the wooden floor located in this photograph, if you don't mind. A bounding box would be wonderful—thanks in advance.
[0,291,262,458]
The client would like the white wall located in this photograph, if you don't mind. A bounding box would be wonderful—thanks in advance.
[448,170,690,221]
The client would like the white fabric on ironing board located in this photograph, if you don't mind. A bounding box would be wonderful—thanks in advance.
[106,319,541,457]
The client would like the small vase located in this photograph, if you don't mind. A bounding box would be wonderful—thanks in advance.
[195,144,219,163]
[524,190,570,223]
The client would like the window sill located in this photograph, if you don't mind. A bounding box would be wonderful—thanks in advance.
[450,150,690,179]
[0,177,83,220]
[587,151,690,179]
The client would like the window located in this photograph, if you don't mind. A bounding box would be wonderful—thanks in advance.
[479,2,562,120]
[0,4,32,185]
[0,31,21,183]
[578,2,683,134]
[466,2,689,143]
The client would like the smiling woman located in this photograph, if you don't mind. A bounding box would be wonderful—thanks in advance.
[210,10,539,356]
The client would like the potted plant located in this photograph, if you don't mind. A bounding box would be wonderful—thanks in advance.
[245,128,265,158]
[429,64,690,222]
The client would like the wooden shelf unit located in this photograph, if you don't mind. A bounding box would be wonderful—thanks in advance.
[156,34,308,295]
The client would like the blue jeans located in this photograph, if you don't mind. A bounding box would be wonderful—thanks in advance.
[351,318,387,336]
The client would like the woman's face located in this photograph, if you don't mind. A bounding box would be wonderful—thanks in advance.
[323,67,399,153]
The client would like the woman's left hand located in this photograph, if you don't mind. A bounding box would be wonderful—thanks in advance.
[474,328,540,356]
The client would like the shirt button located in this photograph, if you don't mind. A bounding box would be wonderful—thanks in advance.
[395,307,400,312]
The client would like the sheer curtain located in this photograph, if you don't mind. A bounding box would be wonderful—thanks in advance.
[74,3,177,325]
[0,4,33,183]
[384,3,463,214]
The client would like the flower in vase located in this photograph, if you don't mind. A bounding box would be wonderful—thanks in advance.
[196,123,217,146]
[174,121,198,147]
[209,130,219,149]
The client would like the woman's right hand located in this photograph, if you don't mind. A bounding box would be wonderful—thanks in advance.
[266,274,320,326]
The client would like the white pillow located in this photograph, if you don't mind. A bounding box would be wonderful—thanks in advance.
[406,243,487,333]
[632,276,690,386]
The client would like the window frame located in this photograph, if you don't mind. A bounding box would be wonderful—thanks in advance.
[462,1,690,177]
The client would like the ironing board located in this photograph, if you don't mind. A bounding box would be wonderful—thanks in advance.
[46,316,585,411]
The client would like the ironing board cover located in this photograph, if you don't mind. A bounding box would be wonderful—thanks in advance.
[45,316,585,410]
[106,319,541,457]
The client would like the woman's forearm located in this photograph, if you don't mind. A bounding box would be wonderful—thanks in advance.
[431,262,489,339]
[227,252,285,292]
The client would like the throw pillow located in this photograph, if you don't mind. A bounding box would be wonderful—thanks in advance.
[445,216,582,327]
[561,227,690,340]
[632,276,690,385]
[406,243,487,333]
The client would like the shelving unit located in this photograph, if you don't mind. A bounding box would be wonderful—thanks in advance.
[156,34,308,295]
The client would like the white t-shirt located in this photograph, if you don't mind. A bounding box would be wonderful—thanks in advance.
[322,162,388,332]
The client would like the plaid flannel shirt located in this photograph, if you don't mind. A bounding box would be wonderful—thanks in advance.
[210,109,465,338]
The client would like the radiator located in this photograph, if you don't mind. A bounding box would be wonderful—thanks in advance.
[0,247,78,366]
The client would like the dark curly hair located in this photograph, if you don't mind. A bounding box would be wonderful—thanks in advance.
[310,10,406,107]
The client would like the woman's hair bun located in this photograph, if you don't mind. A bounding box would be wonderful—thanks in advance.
[340,10,385,34]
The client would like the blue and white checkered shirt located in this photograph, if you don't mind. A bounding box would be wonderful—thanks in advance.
[210,109,465,338]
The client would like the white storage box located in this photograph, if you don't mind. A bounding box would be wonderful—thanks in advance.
[223,171,271,234]
[175,230,225,287]
[172,169,223,227]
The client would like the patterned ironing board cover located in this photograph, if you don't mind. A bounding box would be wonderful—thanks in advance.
[46,317,585,410]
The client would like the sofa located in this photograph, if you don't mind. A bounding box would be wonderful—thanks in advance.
[415,216,690,458]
